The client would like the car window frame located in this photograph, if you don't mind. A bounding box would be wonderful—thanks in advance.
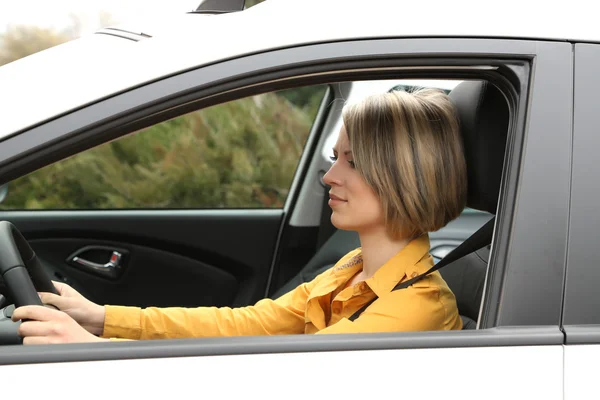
[0,36,570,365]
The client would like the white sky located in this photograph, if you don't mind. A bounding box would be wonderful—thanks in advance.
[0,0,200,35]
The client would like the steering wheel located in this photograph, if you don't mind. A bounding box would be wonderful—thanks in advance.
[0,221,58,344]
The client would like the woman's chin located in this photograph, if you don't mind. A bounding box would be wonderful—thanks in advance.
[330,215,354,231]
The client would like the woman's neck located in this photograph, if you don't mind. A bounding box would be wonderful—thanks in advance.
[358,229,412,280]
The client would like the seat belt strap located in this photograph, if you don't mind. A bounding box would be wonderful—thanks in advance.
[348,216,495,322]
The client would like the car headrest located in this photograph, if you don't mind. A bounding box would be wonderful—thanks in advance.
[449,81,509,214]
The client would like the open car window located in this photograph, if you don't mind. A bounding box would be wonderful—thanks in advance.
[0,86,327,211]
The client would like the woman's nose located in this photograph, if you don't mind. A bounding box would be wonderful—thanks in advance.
[323,162,341,186]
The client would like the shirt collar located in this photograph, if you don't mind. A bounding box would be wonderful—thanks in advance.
[365,234,432,297]
[307,249,363,301]
[306,234,432,302]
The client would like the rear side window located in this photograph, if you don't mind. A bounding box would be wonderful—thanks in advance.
[1,85,327,210]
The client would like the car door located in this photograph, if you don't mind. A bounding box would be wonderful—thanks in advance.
[0,36,570,399]
[562,42,600,400]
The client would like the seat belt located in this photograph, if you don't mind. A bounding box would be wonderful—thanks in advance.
[348,216,495,321]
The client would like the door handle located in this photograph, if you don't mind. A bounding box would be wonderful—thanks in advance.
[66,246,128,279]
[72,251,122,270]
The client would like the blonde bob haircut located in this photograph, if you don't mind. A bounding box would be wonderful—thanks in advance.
[342,88,467,238]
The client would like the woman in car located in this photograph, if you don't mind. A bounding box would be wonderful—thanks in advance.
[13,88,467,343]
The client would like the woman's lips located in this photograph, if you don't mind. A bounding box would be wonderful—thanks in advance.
[328,193,347,207]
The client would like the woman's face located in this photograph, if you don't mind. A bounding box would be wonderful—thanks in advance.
[323,126,386,235]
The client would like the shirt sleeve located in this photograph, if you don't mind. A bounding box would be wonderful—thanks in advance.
[315,283,461,335]
[101,277,319,340]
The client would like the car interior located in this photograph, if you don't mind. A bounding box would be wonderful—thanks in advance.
[0,77,510,344]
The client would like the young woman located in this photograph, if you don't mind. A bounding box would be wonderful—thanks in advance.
[13,88,468,343]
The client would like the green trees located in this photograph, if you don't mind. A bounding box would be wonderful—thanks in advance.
[0,85,326,210]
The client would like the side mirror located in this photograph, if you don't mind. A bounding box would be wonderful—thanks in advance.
[0,184,9,204]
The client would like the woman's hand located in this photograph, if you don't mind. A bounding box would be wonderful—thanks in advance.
[12,305,108,344]
[37,281,106,336]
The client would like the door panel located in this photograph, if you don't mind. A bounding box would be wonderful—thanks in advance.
[562,43,600,325]
[563,44,600,399]
[0,210,283,308]
[33,238,238,308]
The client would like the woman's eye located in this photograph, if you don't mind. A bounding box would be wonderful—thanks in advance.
[348,160,356,168]
[329,156,337,163]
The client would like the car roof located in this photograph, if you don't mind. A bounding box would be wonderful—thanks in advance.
[0,0,595,139]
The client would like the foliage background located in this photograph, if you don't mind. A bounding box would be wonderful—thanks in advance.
[0,0,326,209]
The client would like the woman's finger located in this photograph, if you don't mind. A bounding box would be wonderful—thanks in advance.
[12,305,64,323]
[50,280,69,295]
[22,336,51,345]
[18,320,49,337]
[38,292,69,309]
